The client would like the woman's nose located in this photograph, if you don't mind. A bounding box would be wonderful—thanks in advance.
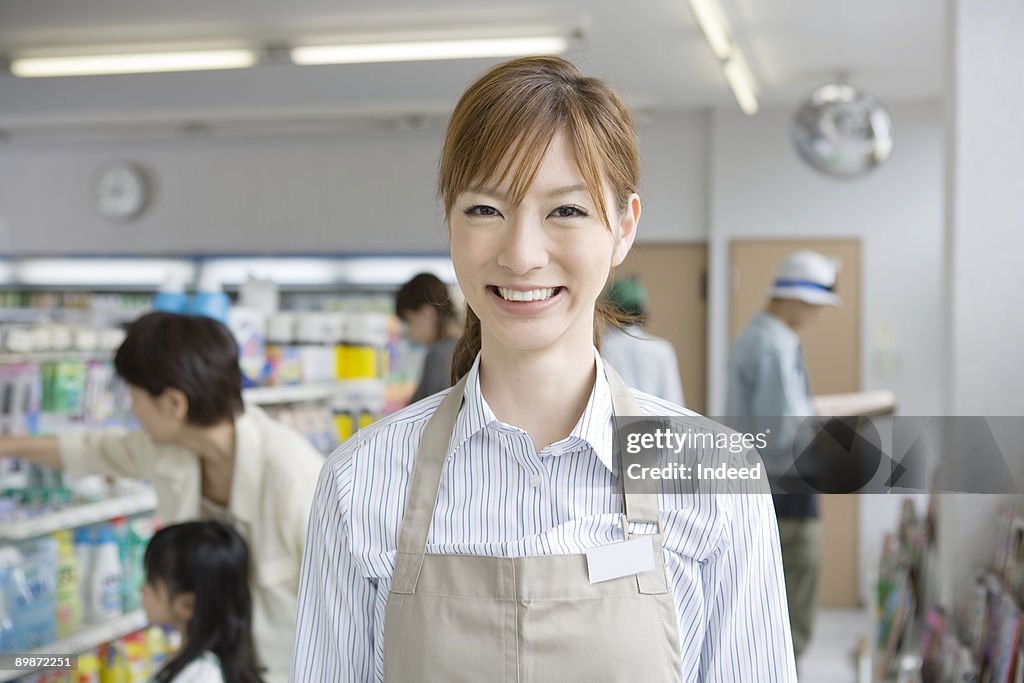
[496,217,549,275]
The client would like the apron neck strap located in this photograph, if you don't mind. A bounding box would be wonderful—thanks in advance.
[395,373,469,559]
[603,363,662,526]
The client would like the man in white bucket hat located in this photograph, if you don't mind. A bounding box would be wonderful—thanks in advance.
[725,249,840,666]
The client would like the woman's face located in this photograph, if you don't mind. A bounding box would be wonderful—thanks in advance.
[449,130,639,357]
[401,304,439,346]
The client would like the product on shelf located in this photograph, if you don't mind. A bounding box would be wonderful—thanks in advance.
[228,308,267,389]
[261,402,339,454]
[5,537,58,650]
[0,548,19,652]
[54,530,81,638]
[119,518,153,613]
[264,313,302,387]
[87,524,124,623]
[337,312,389,381]
[73,651,101,683]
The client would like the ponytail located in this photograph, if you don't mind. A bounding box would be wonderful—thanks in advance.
[450,307,482,384]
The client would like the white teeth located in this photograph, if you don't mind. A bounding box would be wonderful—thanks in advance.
[498,287,556,302]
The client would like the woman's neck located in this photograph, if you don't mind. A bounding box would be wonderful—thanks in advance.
[176,420,236,465]
[478,338,597,453]
[176,420,237,506]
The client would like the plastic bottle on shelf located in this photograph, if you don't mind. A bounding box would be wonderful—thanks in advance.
[296,313,335,385]
[151,273,189,315]
[12,537,58,649]
[73,526,95,624]
[265,313,301,386]
[145,626,171,674]
[228,307,268,389]
[188,272,230,325]
[0,547,20,653]
[121,517,153,612]
[89,524,124,622]
[98,639,130,683]
[339,312,391,381]
[53,529,82,638]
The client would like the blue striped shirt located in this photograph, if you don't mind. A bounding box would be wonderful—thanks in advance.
[291,352,797,681]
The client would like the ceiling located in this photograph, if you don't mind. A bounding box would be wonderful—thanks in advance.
[0,0,944,133]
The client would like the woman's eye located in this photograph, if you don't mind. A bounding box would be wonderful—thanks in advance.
[550,205,589,218]
[464,205,501,217]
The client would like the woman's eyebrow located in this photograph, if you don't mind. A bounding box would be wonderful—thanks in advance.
[464,185,506,199]
[544,183,589,197]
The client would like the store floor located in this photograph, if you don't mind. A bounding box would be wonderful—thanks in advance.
[799,607,867,682]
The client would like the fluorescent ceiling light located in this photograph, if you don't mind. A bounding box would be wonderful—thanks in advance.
[687,0,732,59]
[198,256,455,287]
[340,258,456,286]
[14,259,196,287]
[10,50,257,78]
[722,50,759,115]
[687,0,759,115]
[292,36,568,65]
[200,258,341,287]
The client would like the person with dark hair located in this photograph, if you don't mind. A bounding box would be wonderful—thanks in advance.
[293,56,795,681]
[394,272,463,403]
[142,521,263,683]
[600,276,686,405]
[0,312,323,683]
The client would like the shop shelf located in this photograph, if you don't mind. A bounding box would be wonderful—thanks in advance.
[243,382,344,405]
[0,610,147,682]
[0,489,157,542]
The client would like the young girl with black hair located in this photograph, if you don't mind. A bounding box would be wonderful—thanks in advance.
[141,521,263,683]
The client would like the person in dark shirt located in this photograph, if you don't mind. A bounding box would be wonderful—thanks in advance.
[395,273,463,402]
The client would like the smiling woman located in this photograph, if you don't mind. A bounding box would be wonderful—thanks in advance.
[292,56,797,682]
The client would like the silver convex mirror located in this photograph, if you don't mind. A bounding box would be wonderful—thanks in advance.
[791,84,894,178]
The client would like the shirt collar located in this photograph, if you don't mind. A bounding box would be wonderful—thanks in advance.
[758,311,801,346]
[449,349,617,474]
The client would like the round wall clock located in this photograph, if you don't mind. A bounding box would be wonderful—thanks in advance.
[93,161,150,221]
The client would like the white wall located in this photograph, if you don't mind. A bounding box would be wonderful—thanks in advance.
[936,0,1024,612]
[0,128,450,255]
[0,110,709,255]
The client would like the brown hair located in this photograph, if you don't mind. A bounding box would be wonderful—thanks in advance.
[439,56,641,381]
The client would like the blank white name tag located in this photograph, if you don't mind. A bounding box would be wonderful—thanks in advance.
[586,537,655,584]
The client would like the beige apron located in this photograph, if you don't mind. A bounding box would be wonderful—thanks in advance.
[382,366,683,682]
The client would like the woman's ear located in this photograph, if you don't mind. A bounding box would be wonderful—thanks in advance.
[172,591,195,623]
[158,388,190,423]
[611,193,641,267]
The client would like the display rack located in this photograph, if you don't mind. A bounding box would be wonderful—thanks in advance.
[0,611,147,682]
[242,382,342,406]
[0,488,157,542]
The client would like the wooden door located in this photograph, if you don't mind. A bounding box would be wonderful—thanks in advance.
[616,243,707,415]
[729,238,862,608]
